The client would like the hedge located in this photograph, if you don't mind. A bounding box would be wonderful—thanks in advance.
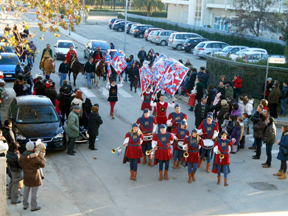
[118,14,285,55]
[90,10,167,17]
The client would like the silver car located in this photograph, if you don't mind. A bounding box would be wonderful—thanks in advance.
[193,41,229,59]
[168,32,202,50]
[151,30,176,46]
[214,46,248,58]
[147,31,158,42]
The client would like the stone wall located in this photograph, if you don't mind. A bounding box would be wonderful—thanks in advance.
[206,56,288,99]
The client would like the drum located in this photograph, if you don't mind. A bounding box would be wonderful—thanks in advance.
[177,140,185,151]
[144,134,153,141]
[203,139,214,150]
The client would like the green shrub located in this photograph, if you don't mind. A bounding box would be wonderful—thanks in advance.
[118,14,285,55]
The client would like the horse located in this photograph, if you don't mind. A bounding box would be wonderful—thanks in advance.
[69,60,85,86]
[94,60,105,88]
[43,57,55,76]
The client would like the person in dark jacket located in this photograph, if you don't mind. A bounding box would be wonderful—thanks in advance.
[248,104,264,149]
[268,83,281,118]
[15,62,24,79]
[230,122,241,154]
[2,120,15,146]
[262,77,273,99]
[188,68,197,92]
[195,78,204,103]
[110,43,115,49]
[216,100,229,128]
[252,113,267,159]
[59,80,73,124]
[84,57,96,89]
[217,81,225,96]
[7,141,22,204]
[129,63,139,93]
[88,105,103,150]
[280,81,288,117]
[23,71,33,95]
[194,98,209,128]
[58,59,69,87]
[199,69,210,89]
[13,79,27,96]
[34,78,46,96]
[137,47,147,65]
[207,84,216,106]
[273,126,288,179]
[45,81,57,106]
[262,117,276,168]
[23,63,32,74]
[81,98,92,129]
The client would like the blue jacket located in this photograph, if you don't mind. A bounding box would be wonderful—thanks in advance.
[15,65,24,77]
[281,86,288,99]
[277,132,288,161]
[231,126,241,146]
[127,58,134,69]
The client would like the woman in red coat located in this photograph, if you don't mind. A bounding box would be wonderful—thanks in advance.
[212,130,232,186]
[183,129,204,183]
[152,124,174,181]
[123,123,144,181]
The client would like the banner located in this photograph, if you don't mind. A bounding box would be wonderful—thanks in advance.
[151,57,167,88]
[139,60,153,93]
[104,49,127,77]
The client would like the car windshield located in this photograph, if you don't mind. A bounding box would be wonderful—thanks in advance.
[221,46,232,53]
[0,46,13,52]
[196,43,205,48]
[16,105,58,123]
[92,42,109,50]
[0,55,18,65]
[58,42,74,48]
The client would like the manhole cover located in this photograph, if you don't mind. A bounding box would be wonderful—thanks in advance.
[248,182,277,190]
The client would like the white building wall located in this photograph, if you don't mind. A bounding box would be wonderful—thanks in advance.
[167,4,189,24]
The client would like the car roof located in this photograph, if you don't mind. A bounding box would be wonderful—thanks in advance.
[243,51,266,54]
[15,95,53,106]
[56,40,74,43]
[0,53,18,57]
[187,37,206,40]
[202,41,227,43]
[225,45,248,48]
[134,24,152,26]
[173,32,198,34]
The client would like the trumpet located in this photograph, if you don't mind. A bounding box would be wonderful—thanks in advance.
[111,145,124,154]
[145,147,157,156]
[183,150,189,158]
[219,154,224,159]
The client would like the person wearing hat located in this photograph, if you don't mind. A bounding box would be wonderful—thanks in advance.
[122,123,144,181]
[141,85,153,111]
[39,44,52,70]
[183,129,204,183]
[171,120,189,169]
[197,115,219,173]
[152,124,174,181]
[167,104,187,132]
[19,141,46,211]
[66,105,81,155]
[106,77,123,119]
[212,130,233,186]
[262,77,273,100]
[150,94,175,133]
[66,45,78,71]
[92,46,103,63]
[136,109,157,166]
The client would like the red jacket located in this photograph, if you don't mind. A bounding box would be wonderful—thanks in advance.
[66,50,78,63]
[233,76,242,88]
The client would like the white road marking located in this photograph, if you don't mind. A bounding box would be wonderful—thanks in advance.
[79,87,96,98]
[118,88,133,98]
[100,87,109,98]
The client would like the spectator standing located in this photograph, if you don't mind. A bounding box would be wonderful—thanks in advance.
[232,75,242,102]
[230,122,241,154]
[200,69,210,89]
[66,106,80,155]
[59,80,72,124]
[126,55,134,82]
[241,113,249,149]
[185,59,192,67]
[29,41,37,63]
[262,117,276,168]
[2,120,15,146]
[58,59,69,87]
[263,77,273,99]
[188,68,197,92]
[194,98,209,128]
[195,78,204,104]
[224,83,233,99]
[110,43,115,49]
[26,48,33,67]
[13,79,27,96]
[137,47,147,65]
[268,83,281,118]
[15,62,24,79]
[24,71,33,95]
[84,57,95,89]
[231,103,241,117]
[129,63,139,93]
[217,100,229,127]
[34,77,46,96]
[0,130,8,157]
[81,98,92,129]
[280,81,288,117]
[45,81,57,106]
[88,105,103,150]
[252,113,266,160]
[217,81,225,96]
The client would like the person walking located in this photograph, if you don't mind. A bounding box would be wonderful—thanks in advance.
[106,77,123,119]
[273,126,288,179]
[137,47,147,65]
[88,104,103,150]
[129,62,139,93]
[29,41,37,63]
[262,117,276,168]
[268,83,281,118]
[7,141,23,204]
[66,106,80,155]
[19,141,46,211]
[280,81,288,117]
[84,57,95,89]
[58,59,69,87]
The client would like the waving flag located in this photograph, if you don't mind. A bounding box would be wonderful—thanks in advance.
[104,53,112,77]
[105,49,127,77]
[139,60,153,93]
[151,57,168,88]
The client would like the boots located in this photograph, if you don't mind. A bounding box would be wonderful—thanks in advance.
[273,170,283,176]
[172,161,177,169]
[217,176,221,185]
[176,161,181,169]
[159,171,163,181]
[278,172,287,180]
[164,170,168,180]
[206,163,210,173]
[188,174,192,184]
[133,172,137,181]
[111,112,114,119]
[192,172,196,181]
[130,170,133,180]
[198,159,203,168]
[224,178,228,186]
[142,156,147,165]
[148,159,153,167]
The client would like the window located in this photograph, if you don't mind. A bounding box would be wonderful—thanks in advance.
[176,34,183,39]
[0,55,19,65]
[206,43,212,48]
[194,0,202,26]
[212,43,221,48]
[230,48,240,54]
[16,106,58,123]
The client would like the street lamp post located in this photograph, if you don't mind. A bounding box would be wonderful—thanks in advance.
[124,0,128,53]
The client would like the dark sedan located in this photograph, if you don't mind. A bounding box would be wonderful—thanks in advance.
[8,96,66,152]
[84,40,110,59]
[112,21,129,32]
[183,37,209,52]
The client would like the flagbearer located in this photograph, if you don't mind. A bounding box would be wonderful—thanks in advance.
[136,109,157,166]
[152,124,174,181]
[171,120,189,169]
[167,104,187,132]
[123,123,144,181]
[141,85,153,111]
[106,77,123,119]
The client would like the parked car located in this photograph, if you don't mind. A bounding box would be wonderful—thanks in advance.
[214,46,248,58]
[144,28,163,40]
[84,40,110,58]
[0,30,11,42]
[108,18,123,29]
[126,22,139,34]
[112,21,130,32]
[230,48,268,61]
[183,38,209,52]
[236,51,268,63]
[193,41,229,59]
[132,24,154,38]
[129,23,141,34]
[168,32,202,50]
[0,42,15,53]
[147,30,158,42]
[8,95,66,152]
[151,30,176,46]
[53,40,77,60]
[0,53,20,80]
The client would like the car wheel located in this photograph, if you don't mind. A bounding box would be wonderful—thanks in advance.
[139,34,143,38]
[84,51,87,58]
[118,27,123,32]
[160,40,167,46]
[176,44,183,51]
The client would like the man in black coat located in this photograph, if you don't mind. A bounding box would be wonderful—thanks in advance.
[84,57,95,89]
[2,120,15,146]
[188,68,197,92]
[217,81,225,96]
[88,104,103,150]
[45,81,57,106]
[34,77,46,96]
[248,104,263,149]
[58,59,69,87]
[59,80,73,124]
[137,47,147,65]
[194,98,209,128]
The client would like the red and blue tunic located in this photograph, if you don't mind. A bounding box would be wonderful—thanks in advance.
[213,138,232,166]
[136,116,157,144]
[153,132,174,161]
[183,137,204,163]
[156,102,168,124]
[168,112,187,129]
[198,119,219,139]
[141,91,153,110]
[171,127,189,151]
[124,132,144,159]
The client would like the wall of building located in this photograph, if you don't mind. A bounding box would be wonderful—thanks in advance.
[0,157,7,216]
[167,4,189,24]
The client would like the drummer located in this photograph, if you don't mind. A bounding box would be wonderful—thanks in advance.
[171,120,189,169]
[152,124,174,181]
[167,104,188,132]
[136,108,157,166]
[183,129,204,183]
[197,115,219,173]
[212,130,233,186]
[141,85,153,111]
[123,123,144,181]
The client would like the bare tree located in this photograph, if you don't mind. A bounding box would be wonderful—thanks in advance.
[231,0,282,37]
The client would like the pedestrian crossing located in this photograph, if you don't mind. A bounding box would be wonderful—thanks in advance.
[79,87,97,98]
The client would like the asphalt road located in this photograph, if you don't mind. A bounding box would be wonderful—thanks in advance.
[2,11,288,216]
